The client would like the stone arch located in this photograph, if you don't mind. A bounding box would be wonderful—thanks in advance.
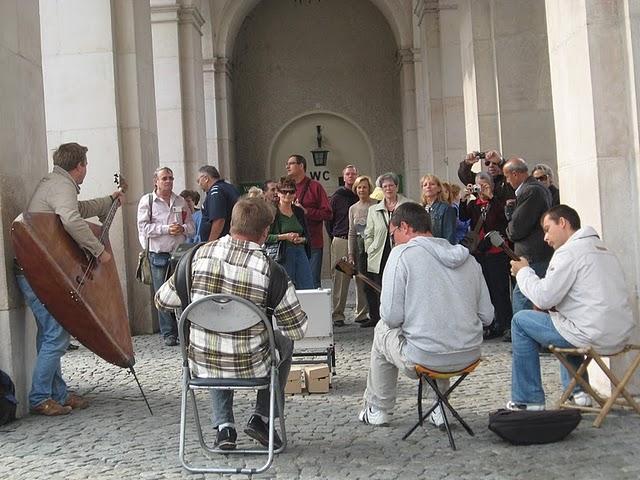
[214,0,413,58]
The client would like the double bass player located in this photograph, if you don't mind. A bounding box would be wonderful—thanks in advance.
[14,142,124,416]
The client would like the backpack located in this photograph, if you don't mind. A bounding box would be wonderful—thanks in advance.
[174,242,289,318]
[0,369,17,425]
[488,409,581,445]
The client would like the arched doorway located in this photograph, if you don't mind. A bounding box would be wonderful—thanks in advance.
[268,112,374,195]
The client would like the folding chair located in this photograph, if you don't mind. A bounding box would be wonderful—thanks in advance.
[548,344,640,427]
[402,359,480,450]
[177,294,287,475]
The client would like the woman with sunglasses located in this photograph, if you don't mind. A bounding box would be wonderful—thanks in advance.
[459,172,512,340]
[532,163,560,206]
[266,176,314,289]
[362,172,411,328]
[420,174,457,244]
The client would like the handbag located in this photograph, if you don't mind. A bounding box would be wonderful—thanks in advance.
[265,241,286,264]
[488,409,581,445]
[136,194,153,285]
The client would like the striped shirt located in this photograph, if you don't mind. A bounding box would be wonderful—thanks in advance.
[155,235,307,379]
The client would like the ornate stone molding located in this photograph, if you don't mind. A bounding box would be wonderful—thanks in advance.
[397,48,420,67]
[211,56,233,79]
[151,4,205,36]
[414,0,458,26]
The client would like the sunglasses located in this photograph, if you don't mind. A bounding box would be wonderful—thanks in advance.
[484,160,501,167]
[534,175,548,182]
[278,189,295,195]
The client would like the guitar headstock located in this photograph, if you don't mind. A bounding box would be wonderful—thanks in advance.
[114,173,128,194]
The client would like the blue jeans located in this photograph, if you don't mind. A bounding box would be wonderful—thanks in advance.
[283,245,314,290]
[149,252,177,339]
[309,248,323,288]
[211,331,294,426]
[16,275,70,408]
[511,310,587,404]
[512,259,549,316]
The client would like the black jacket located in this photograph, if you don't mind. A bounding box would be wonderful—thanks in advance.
[326,187,358,238]
[506,177,553,263]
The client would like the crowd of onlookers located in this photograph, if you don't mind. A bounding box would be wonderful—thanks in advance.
[167,150,562,345]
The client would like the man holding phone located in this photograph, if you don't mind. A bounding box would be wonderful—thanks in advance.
[458,150,515,203]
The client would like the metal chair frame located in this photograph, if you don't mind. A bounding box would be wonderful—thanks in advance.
[177,294,286,475]
[402,359,480,450]
[549,344,640,427]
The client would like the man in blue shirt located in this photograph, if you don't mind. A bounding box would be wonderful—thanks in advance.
[197,165,240,242]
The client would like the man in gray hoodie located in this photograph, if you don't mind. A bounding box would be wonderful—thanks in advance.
[359,203,493,427]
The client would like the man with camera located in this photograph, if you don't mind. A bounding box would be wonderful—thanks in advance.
[458,150,515,202]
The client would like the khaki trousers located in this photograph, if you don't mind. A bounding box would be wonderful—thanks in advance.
[330,237,368,321]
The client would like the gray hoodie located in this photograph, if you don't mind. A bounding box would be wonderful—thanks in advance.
[380,236,494,369]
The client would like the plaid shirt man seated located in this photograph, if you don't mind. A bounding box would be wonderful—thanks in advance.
[155,197,307,450]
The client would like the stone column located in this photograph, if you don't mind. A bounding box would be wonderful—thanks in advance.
[40,0,160,335]
[545,0,640,393]
[0,0,47,417]
[414,0,466,183]
[460,0,556,169]
[151,0,207,192]
[398,48,421,200]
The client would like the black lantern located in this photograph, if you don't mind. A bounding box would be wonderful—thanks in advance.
[311,125,329,167]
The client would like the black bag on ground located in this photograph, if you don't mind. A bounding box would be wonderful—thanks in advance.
[0,369,17,425]
[488,409,581,445]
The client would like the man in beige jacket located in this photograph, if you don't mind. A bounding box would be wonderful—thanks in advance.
[15,142,123,416]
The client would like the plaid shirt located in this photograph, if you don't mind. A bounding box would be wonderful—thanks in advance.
[155,235,307,379]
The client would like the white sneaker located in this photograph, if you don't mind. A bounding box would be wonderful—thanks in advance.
[358,405,390,426]
[428,405,446,431]
[570,391,593,407]
[505,401,545,411]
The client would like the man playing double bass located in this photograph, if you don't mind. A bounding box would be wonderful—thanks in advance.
[14,142,124,416]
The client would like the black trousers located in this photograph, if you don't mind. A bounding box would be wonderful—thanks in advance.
[476,251,512,333]
[364,239,392,322]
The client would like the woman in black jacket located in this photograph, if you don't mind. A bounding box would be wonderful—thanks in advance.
[459,172,512,339]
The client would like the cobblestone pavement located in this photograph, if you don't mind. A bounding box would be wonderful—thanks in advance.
[3,292,640,479]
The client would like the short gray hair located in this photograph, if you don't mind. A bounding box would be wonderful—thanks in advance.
[198,165,220,179]
[475,172,494,189]
[377,172,399,187]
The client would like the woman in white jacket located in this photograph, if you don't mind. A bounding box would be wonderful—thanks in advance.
[361,172,412,328]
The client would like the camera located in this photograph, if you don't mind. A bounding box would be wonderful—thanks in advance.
[475,151,486,160]
[471,184,482,194]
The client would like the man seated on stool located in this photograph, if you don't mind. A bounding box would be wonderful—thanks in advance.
[358,202,493,427]
[507,204,635,411]
[155,197,308,450]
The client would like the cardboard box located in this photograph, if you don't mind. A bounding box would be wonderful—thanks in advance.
[304,365,330,394]
[285,367,303,394]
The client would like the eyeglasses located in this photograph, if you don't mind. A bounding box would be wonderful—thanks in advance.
[534,175,548,182]
[484,160,501,167]
[389,226,398,238]
[278,189,295,195]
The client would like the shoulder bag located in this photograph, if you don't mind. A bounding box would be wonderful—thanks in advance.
[135,194,154,285]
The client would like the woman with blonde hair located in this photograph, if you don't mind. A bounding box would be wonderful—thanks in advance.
[347,175,376,324]
[420,174,457,244]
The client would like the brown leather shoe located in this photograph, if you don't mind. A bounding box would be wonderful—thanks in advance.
[30,399,72,416]
[64,393,89,410]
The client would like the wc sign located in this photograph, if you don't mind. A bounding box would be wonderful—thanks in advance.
[309,170,331,182]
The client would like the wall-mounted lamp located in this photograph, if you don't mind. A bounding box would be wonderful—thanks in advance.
[311,125,329,167]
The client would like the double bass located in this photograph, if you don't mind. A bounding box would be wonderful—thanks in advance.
[11,175,151,412]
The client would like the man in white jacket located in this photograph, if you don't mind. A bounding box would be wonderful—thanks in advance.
[359,203,494,427]
[508,204,635,410]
